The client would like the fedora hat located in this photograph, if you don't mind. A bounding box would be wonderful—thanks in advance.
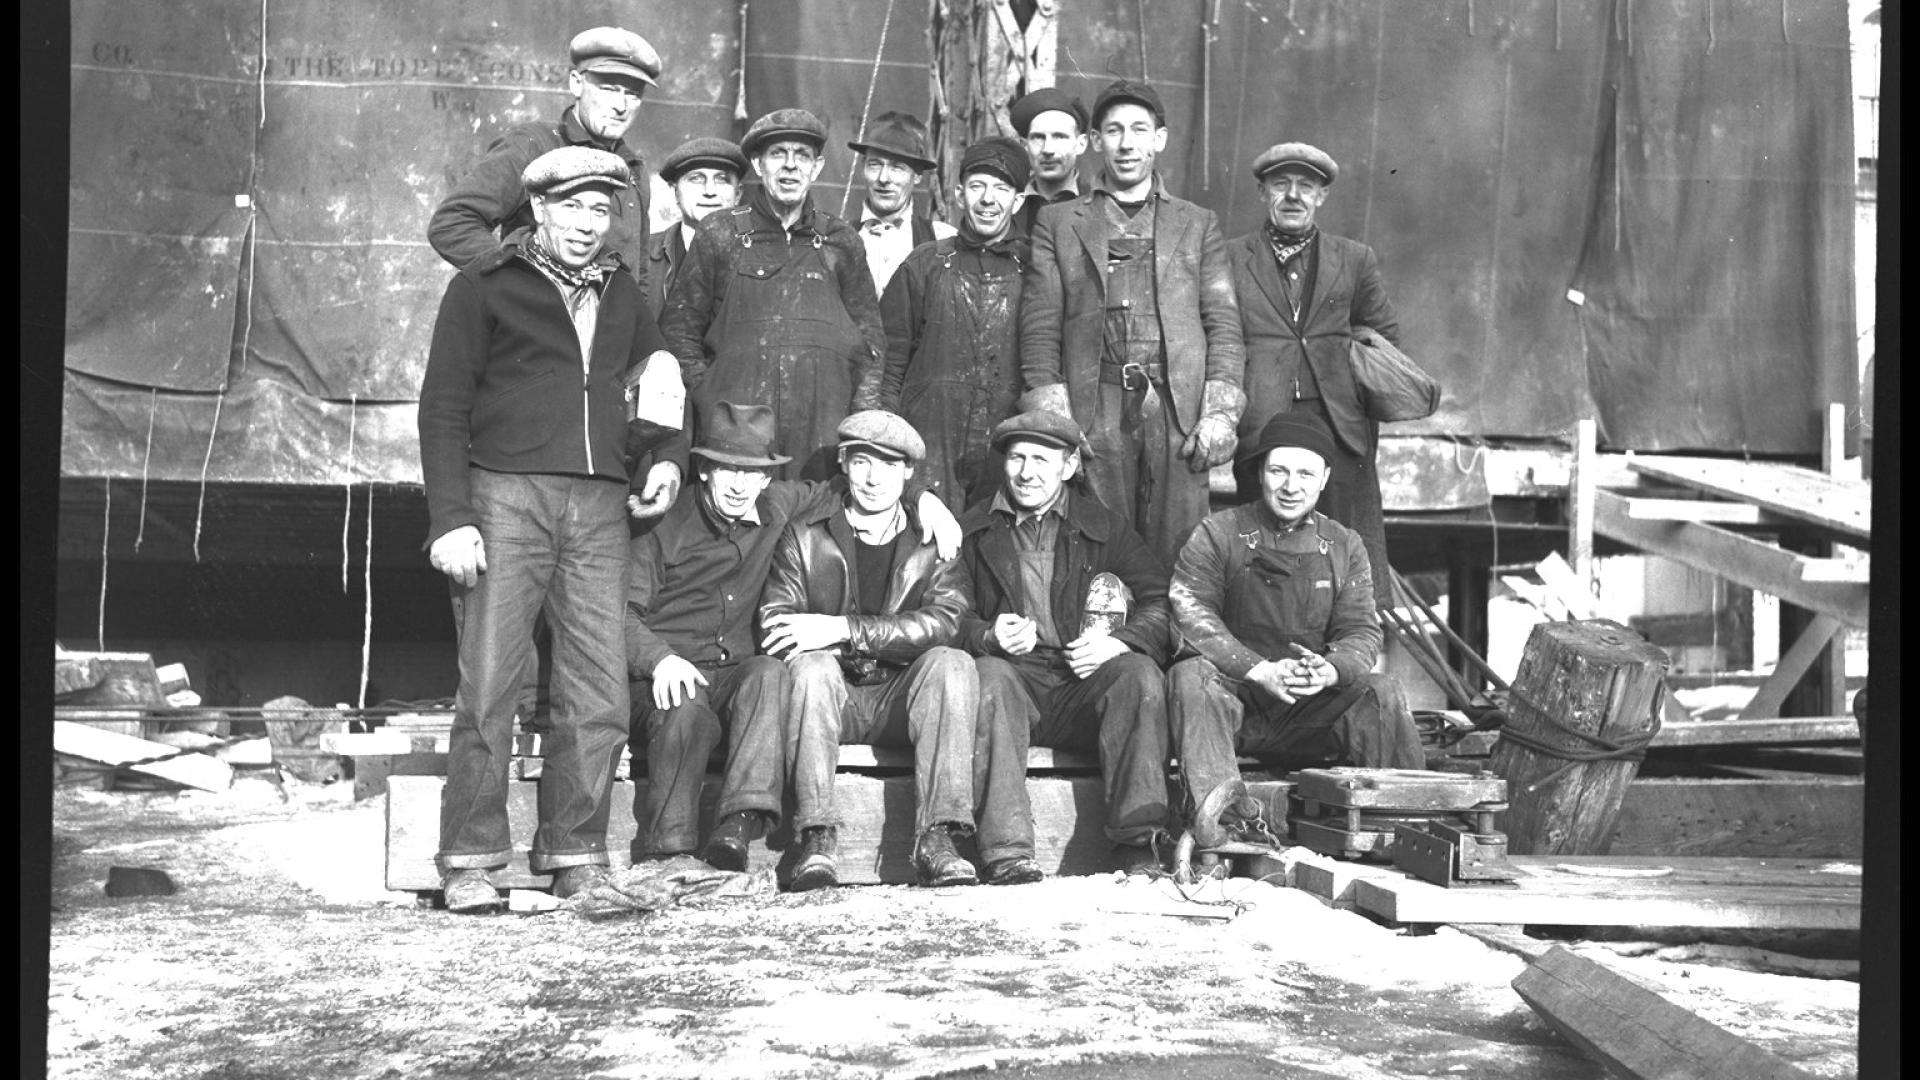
[692,401,791,468]
[847,111,937,173]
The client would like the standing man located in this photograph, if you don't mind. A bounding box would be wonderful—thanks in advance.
[660,108,887,481]
[1167,412,1423,846]
[1007,88,1088,238]
[961,410,1176,882]
[1228,142,1403,580]
[872,136,1031,509]
[429,27,660,284]
[1020,79,1246,567]
[420,147,675,913]
[847,111,958,298]
[761,411,981,892]
[643,137,747,324]
[625,400,961,870]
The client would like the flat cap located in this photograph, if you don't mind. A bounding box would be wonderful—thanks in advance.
[659,137,747,183]
[1237,411,1338,470]
[847,111,937,173]
[1008,87,1088,136]
[1251,142,1338,185]
[742,108,828,158]
[569,26,661,86]
[990,409,1090,457]
[836,409,925,463]
[522,145,634,198]
[960,136,1032,191]
[1091,79,1166,129]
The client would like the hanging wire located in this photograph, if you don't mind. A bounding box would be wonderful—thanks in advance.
[838,0,900,219]
[97,478,112,651]
[134,388,157,552]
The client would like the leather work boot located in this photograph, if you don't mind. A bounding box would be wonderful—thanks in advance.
[441,868,504,914]
[1111,829,1171,877]
[912,824,979,888]
[550,863,611,899]
[982,855,1045,886]
[789,826,839,893]
[701,811,767,872]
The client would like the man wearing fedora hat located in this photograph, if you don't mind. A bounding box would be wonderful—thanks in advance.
[1166,412,1424,867]
[643,137,748,324]
[624,400,961,870]
[870,135,1032,509]
[848,110,958,298]
[957,409,1178,882]
[1228,141,1404,582]
[661,108,887,483]
[421,146,680,913]
[1020,78,1247,568]
[760,410,982,891]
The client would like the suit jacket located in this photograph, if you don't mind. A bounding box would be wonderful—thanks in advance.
[642,224,690,325]
[1020,181,1245,431]
[1227,230,1399,456]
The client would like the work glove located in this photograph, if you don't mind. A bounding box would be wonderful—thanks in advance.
[1182,380,1246,472]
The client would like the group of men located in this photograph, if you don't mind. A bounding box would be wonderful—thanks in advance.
[415,25,1423,914]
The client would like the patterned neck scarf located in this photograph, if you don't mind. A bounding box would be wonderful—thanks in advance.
[1265,222,1318,266]
[521,236,611,291]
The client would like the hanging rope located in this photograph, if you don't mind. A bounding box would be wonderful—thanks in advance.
[358,488,374,709]
[1705,0,1716,54]
[1136,0,1150,79]
[192,393,223,563]
[97,478,112,651]
[135,388,157,552]
[734,1,750,122]
[341,394,358,594]
[838,0,900,219]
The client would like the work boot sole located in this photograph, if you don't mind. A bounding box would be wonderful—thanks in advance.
[789,858,838,893]
[915,860,979,888]
[442,878,503,914]
[700,840,749,873]
[983,858,1045,886]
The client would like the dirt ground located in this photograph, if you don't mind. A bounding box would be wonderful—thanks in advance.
[39,773,1860,1080]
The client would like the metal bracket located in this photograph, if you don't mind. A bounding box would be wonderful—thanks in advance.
[1391,820,1522,888]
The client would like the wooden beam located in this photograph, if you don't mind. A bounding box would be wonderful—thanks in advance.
[1618,497,1763,524]
[1608,777,1862,858]
[53,720,233,792]
[1512,946,1823,1080]
[1593,490,1869,626]
[1739,614,1845,720]
[1627,455,1870,544]
[1650,717,1859,748]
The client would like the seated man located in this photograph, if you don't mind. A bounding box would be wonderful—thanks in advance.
[760,411,979,891]
[625,400,960,871]
[1167,412,1423,841]
[960,410,1175,882]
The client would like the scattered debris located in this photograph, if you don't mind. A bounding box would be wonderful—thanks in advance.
[104,866,176,898]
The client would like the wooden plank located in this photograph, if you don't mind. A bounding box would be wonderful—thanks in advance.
[52,720,234,792]
[1593,490,1869,627]
[1650,716,1859,748]
[354,741,1102,773]
[1619,497,1763,524]
[1628,454,1870,543]
[1739,615,1845,720]
[835,746,1100,771]
[1512,946,1822,1080]
[1352,856,1861,930]
[385,773,1116,892]
[1609,778,1862,859]
[1477,445,1640,498]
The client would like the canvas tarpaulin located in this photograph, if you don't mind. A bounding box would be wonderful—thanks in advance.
[63,0,1856,487]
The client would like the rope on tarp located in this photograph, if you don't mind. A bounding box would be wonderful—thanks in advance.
[839,0,900,219]
[135,388,157,552]
[734,1,750,122]
[359,486,374,709]
[97,478,112,651]
[192,393,223,563]
[342,395,357,594]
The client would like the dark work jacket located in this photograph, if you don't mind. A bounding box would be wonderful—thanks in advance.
[953,489,1172,667]
[642,224,691,325]
[760,498,972,683]
[416,234,670,545]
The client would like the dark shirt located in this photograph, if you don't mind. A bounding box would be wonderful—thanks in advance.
[854,534,899,615]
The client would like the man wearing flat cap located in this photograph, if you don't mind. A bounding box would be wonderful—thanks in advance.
[430,27,661,284]
[759,410,983,892]
[1020,77,1247,568]
[1229,141,1404,582]
[1167,412,1424,867]
[956,409,1178,882]
[420,146,682,914]
[849,111,959,298]
[660,108,888,482]
[868,135,1032,509]
[1006,88,1089,238]
[643,137,748,324]
[623,400,960,872]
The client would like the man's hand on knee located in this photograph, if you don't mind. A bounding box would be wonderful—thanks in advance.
[651,654,709,709]
[1064,633,1130,679]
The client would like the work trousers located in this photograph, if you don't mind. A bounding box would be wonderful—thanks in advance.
[1167,656,1424,820]
[629,655,791,859]
[974,652,1173,863]
[438,470,630,875]
[1084,378,1210,569]
[787,647,978,837]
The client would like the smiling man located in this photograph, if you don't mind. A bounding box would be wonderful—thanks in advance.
[660,108,887,482]
[1019,78,1246,567]
[848,111,958,298]
[1165,412,1424,870]
[869,136,1032,508]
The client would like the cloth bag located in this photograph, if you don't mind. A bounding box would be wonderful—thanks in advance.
[1349,325,1441,422]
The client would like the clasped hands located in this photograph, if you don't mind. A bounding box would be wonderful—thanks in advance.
[1247,645,1336,705]
[991,614,1130,679]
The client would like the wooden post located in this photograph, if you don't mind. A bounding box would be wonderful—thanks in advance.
[1490,619,1671,856]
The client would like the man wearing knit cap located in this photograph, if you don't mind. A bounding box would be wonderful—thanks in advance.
[643,137,748,323]
[867,135,1032,509]
[660,108,888,482]
[1019,77,1246,567]
[1006,87,1089,237]
[759,410,983,892]
[1166,411,1424,872]
[420,146,682,914]
[430,27,661,284]
[1228,141,1404,581]
[848,110,958,297]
